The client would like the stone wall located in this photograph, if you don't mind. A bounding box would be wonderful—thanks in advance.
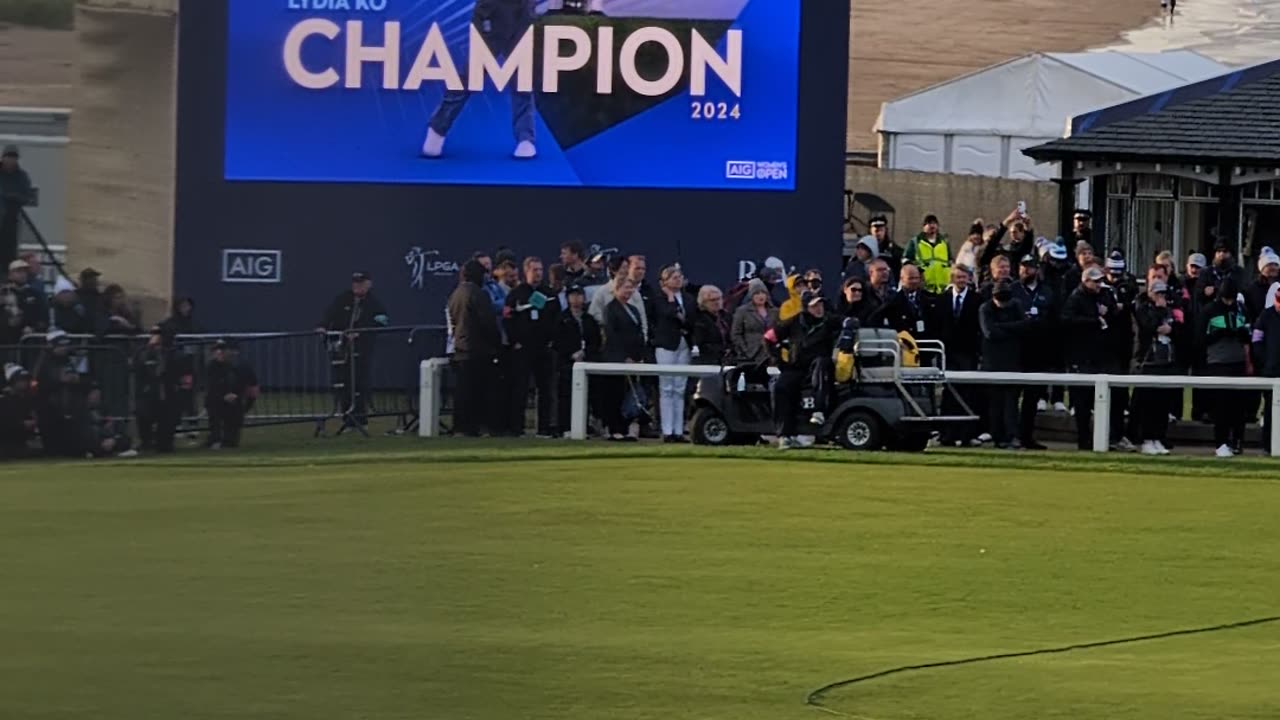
[67,1,177,325]
[846,165,1061,250]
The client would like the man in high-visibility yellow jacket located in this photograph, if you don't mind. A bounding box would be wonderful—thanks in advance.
[905,214,951,295]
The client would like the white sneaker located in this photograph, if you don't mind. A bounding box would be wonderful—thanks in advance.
[1153,440,1171,455]
[1215,444,1234,458]
[422,127,446,157]
[513,140,537,159]
[778,436,798,450]
[1037,399,1048,412]
[810,411,826,426]
[117,449,139,458]
[796,435,816,448]
[1054,402,1068,413]
[977,433,993,444]
[1140,441,1161,456]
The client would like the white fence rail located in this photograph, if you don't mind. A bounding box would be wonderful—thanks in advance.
[417,360,1280,457]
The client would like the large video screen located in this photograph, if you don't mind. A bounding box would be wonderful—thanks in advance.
[223,0,800,190]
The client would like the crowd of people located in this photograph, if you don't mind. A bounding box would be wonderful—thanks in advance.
[0,254,263,460]
[447,212,1280,457]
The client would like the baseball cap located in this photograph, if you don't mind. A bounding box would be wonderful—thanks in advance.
[4,363,29,383]
[1083,267,1105,282]
[1073,209,1092,219]
[80,267,101,279]
[869,215,888,228]
[8,259,29,271]
[1258,253,1280,272]
[1,144,18,158]
[801,290,825,307]
[1020,253,1039,268]
[47,329,71,346]
[565,284,586,296]
[53,276,76,294]
[351,271,370,282]
[1187,253,1208,268]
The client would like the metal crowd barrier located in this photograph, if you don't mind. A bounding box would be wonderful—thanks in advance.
[5,325,449,438]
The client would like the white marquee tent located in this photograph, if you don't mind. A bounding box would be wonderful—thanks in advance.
[875,50,1230,181]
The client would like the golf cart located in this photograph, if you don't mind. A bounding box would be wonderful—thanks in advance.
[690,328,977,451]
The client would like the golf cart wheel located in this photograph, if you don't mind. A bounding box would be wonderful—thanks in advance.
[836,411,882,451]
[692,408,732,446]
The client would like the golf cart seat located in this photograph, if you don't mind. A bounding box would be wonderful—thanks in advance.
[854,328,946,383]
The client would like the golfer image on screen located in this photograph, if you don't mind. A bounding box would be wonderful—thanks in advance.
[422,0,539,160]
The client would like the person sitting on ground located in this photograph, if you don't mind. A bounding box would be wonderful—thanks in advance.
[74,383,138,459]
[0,363,36,459]
[205,339,259,449]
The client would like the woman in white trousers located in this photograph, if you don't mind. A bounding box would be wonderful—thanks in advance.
[653,266,693,442]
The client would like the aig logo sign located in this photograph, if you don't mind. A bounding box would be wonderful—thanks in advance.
[222,249,282,284]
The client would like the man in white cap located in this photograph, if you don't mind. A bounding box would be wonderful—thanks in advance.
[1,258,47,343]
[0,362,36,458]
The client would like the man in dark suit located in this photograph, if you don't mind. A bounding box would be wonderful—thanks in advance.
[600,277,647,441]
[1011,254,1059,450]
[871,264,936,337]
[933,266,983,445]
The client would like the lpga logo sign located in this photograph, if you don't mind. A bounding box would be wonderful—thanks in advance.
[405,246,460,289]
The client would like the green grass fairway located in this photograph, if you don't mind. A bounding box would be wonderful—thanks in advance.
[3,442,1279,719]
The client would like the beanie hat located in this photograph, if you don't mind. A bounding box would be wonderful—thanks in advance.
[1105,251,1126,272]
[1258,252,1280,272]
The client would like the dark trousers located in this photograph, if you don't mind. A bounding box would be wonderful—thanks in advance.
[597,375,629,436]
[331,345,372,422]
[1206,362,1249,447]
[428,5,535,143]
[1265,390,1274,453]
[772,358,832,437]
[452,355,494,437]
[943,352,978,443]
[989,386,1019,444]
[1018,382,1044,444]
[137,397,179,453]
[490,348,515,434]
[207,401,246,447]
[773,369,806,437]
[509,345,555,435]
[1132,384,1169,442]
[1069,364,1096,450]
[556,356,576,435]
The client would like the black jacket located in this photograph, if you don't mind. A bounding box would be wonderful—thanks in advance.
[0,387,35,457]
[603,299,646,363]
[1,281,46,342]
[979,298,1032,372]
[1197,300,1251,366]
[871,288,936,337]
[1104,272,1140,362]
[1012,279,1059,366]
[505,283,560,350]
[932,286,982,365]
[448,281,500,360]
[691,309,731,365]
[1244,278,1275,322]
[133,345,191,403]
[651,291,694,352]
[321,291,388,332]
[778,311,842,369]
[1061,286,1115,370]
[205,358,259,409]
[1253,307,1280,377]
[554,309,601,364]
[1134,298,1178,370]
[978,224,1034,278]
